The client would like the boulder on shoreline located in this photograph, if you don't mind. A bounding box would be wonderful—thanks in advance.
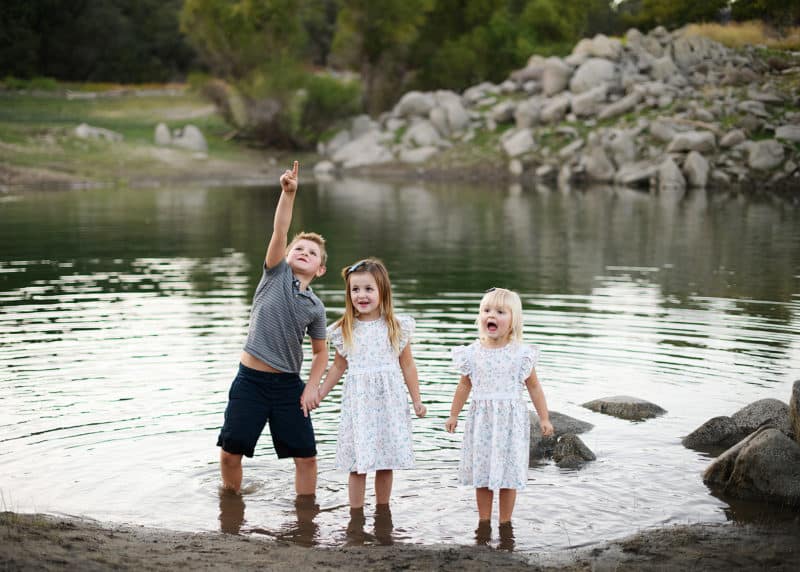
[703,427,800,507]
[683,398,791,451]
[700,384,800,509]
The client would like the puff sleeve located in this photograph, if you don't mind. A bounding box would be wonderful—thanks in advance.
[327,324,347,357]
[451,343,475,377]
[397,315,416,352]
[518,344,540,384]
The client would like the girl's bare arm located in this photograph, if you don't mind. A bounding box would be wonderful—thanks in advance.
[399,344,426,417]
[445,375,472,432]
[526,369,554,436]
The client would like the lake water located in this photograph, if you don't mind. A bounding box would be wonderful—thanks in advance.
[1,179,799,552]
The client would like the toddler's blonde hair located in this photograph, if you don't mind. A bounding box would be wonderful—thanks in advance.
[477,288,524,343]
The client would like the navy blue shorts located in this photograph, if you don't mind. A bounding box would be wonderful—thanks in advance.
[216,364,317,459]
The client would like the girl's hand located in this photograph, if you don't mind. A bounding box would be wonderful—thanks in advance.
[444,416,458,433]
[280,161,299,193]
[540,419,554,437]
[413,401,427,418]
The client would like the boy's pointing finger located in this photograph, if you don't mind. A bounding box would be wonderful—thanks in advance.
[292,160,299,177]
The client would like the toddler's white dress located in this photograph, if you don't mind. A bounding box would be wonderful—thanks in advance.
[452,341,539,490]
[328,315,416,474]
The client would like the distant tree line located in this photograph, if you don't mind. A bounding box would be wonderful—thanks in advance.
[2,0,796,146]
[0,0,196,83]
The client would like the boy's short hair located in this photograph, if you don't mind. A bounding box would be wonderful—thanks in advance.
[288,232,327,266]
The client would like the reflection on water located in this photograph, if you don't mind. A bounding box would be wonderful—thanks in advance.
[0,179,799,553]
[218,489,245,534]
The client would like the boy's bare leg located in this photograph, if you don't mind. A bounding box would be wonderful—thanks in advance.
[375,469,393,505]
[349,472,367,508]
[294,456,317,496]
[220,450,243,492]
[475,487,493,521]
[498,488,517,523]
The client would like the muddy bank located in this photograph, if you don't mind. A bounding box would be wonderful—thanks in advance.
[2,512,799,571]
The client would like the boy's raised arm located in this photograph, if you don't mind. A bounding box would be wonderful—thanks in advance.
[265,161,299,269]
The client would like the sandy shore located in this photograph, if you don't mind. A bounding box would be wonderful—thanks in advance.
[2,512,799,571]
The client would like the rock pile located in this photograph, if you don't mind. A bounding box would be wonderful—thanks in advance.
[317,27,800,191]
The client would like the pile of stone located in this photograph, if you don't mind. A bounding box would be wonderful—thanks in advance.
[316,26,799,191]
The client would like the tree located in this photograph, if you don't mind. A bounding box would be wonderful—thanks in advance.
[331,0,434,115]
[731,0,800,26]
[619,0,729,30]
[0,0,195,83]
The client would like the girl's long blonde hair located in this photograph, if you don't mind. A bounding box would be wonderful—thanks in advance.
[333,258,402,353]
[478,287,524,343]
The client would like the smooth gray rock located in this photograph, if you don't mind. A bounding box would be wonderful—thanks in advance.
[171,125,207,153]
[542,57,572,96]
[570,58,616,93]
[666,130,716,153]
[683,151,709,188]
[731,398,792,436]
[747,140,785,170]
[154,123,171,146]
[614,161,659,188]
[703,428,800,507]
[776,125,800,143]
[683,416,741,450]
[75,123,123,142]
[514,97,543,128]
[553,434,596,468]
[540,93,571,123]
[393,91,435,118]
[658,156,686,193]
[331,131,393,168]
[571,84,607,117]
[683,398,791,451]
[402,120,443,148]
[650,56,679,82]
[583,145,616,182]
[530,411,594,461]
[582,395,666,420]
[597,90,642,120]
[720,129,746,148]
[501,128,535,157]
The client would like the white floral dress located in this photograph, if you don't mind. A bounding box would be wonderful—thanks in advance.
[328,315,416,474]
[452,341,539,490]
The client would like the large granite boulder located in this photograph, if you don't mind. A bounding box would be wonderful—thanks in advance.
[171,125,207,153]
[683,398,791,451]
[569,58,616,94]
[552,434,596,468]
[703,427,800,507]
[747,140,785,170]
[530,411,593,461]
[582,396,666,420]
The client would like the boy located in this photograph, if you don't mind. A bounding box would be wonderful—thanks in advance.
[217,161,328,496]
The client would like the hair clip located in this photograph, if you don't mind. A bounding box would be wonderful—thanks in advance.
[346,260,367,276]
[484,287,496,293]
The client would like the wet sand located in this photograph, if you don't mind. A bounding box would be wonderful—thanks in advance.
[3,511,799,571]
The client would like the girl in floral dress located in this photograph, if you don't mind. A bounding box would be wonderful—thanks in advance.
[319,258,426,510]
[445,287,554,533]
